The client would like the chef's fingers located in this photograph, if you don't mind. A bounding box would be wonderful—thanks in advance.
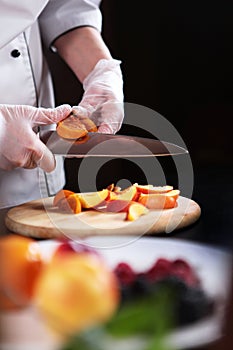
[0,128,55,172]
[32,104,72,126]
[0,153,37,171]
[30,137,56,173]
[97,123,113,134]
[35,148,56,173]
[0,145,55,173]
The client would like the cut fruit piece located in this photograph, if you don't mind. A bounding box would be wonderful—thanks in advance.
[77,189,109,209]
[56,112,97,139]
[107,184,121,193]
[57,114,87,139]
[126,202,149,221]
[165,189,180,200]
[138,190,180,209]
[106,183,115,192]
[134,183,174,194]
[53,189,74,207]
[113,186,122,193]
[61,193,82,214]
[105,200,134,213]
[79,117,98,133]
[108,185,138,202]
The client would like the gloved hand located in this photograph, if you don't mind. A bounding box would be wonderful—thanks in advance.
[0,104,71,172]
[73,59,124,134]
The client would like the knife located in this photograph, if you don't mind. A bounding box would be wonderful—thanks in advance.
[41,131,188,158]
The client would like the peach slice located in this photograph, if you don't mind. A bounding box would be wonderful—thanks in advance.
[108,185,138,202]
[53,189,74,207]
[106,183,115,192]
[57,112,97,140]
[106,184,122,193]
[67,194,82,214]
[126,202,149,221]
[113,186,122,193]
[105,200,134,213]
[138,190,180,209]
[134,183,173,194]
[77,189,109,209]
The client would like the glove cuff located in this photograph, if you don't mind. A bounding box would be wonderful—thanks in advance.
[83,58,122,90]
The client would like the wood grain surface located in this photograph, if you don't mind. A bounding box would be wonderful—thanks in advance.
[5,196,201,239]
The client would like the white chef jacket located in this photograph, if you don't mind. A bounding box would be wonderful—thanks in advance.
[0,0,102,208]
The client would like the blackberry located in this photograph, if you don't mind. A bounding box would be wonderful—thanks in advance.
[176,286,215,326]
[157,275,188,294]
[131,274,151,297]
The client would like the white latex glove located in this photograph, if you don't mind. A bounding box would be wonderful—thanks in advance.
[73,59,124,134]
[0,104,72,172]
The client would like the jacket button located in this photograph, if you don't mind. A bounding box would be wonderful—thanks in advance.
[11,49,21,58]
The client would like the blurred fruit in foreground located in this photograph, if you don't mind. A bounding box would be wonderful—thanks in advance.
[34,252,120,337]
[52,239,100,260]
[0,234,43,310]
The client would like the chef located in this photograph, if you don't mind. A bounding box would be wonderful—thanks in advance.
[0,0,124,209]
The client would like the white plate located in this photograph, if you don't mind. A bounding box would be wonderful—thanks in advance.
[0,237,232,350]
[39,236,233,349]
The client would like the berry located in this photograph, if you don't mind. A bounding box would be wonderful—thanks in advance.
[113,257,214,328]
[114,263,136,286]
[171,259,200,287]
[176,286,215,326]
[158,275,188,293]
[145,258,171,283]
[132,274,151,296]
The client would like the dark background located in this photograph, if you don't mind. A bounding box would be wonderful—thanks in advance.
[45,0,233,248]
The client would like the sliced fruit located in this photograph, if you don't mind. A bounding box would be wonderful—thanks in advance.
[106,183,115,191]
[56,195,81,214]
[164,189,180,200]
[108,185,138,202]
[0,235,43,310]
[126,202,149,221]
[138,190,180,209]
[77,189,109,209]
[57,113,97,139]
[34,254,120,336]
[107,184,121,192]
[68,194,82,214]
[53,189,74,207]
[105,200,134,213]
[134,183,174,194]
[79,117,98,133]
[113,186,122,193]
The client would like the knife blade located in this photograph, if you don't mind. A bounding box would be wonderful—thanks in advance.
[41,131,188,158]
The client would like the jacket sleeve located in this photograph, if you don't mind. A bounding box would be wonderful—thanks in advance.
[39,0,102,49]
[0,0,49,49]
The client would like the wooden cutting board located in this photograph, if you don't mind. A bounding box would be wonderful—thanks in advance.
[5,196,201,239]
